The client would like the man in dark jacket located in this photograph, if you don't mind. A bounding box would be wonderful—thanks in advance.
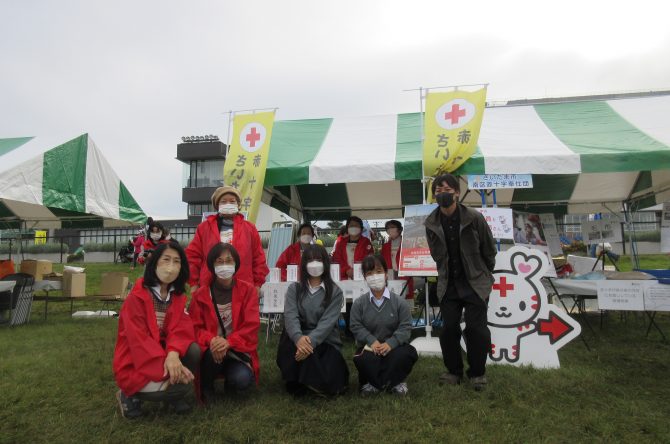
[424,174,497,391]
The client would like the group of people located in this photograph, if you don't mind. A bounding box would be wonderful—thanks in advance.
[113,173,497,418]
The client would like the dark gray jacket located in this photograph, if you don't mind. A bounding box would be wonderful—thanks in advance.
[424,203,497,301]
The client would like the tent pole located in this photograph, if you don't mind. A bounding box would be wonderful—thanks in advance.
[410,86,442,356]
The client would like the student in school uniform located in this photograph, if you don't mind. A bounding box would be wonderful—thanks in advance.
[350,255,418,396]
[276,244,349,396]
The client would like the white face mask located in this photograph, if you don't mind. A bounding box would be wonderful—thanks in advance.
[218,203,238,215]
[365,273,386,291]
[306,260,324,277]
[150,232,162,241]
[348,227,361,237]
[299,234,312,245]
[156,264,179,284]
[215,264,235,280]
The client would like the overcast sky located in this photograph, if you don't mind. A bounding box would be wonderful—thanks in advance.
[2,0,669,219]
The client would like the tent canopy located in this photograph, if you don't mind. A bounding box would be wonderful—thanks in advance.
[0,134,146,229]
[263,92,670,220]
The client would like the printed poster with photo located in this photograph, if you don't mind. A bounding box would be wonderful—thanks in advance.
[512,211,548,247]
[398,204,438,277]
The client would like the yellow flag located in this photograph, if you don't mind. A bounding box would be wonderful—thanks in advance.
[422,87,487,178]
[223,111,275,223]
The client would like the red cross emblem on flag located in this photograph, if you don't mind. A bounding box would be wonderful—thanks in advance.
[239,123,267,153]
[435,99,476,130]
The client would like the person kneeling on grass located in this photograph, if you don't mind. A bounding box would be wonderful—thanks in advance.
[189,243,260,405]
[350,255,418,396]
[276,244,349,396]
[113,242,200,418]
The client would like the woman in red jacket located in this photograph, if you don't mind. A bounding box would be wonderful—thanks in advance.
[189,243,260,404]
[275,223,315,281]
[142,221,168,262]
[330,216,374,281]
[381,220,414,298]
[186,186,269,294]
[113,242,200,419]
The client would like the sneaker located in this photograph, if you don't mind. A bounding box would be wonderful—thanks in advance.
[170,399,192,415]
[116,390,142,419]
[439,372,462,385]
[360,383,380,397]
[470,375,487,392]
[391,382,408,396]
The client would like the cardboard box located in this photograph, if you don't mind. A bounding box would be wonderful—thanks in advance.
[20,259,53,281]
[100,272,129,298]
[63,270,86,297]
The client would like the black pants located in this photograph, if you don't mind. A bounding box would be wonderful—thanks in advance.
[133,342,200,403]
[132,252,139,267]
[276,331,349,396]
[200,349,255,394]
[440,287,490,378]
[353,344,418,390]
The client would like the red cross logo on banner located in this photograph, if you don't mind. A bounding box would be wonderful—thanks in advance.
[445,104,466,124]
[239,123,266,153]
[435,99,475,130]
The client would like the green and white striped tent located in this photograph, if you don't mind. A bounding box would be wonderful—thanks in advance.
[0,134,146,229]
[263,92,670,220]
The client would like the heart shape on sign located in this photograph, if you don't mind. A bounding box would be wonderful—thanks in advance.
[518,263,532,273]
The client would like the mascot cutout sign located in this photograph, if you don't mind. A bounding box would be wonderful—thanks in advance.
[464,246,581,368]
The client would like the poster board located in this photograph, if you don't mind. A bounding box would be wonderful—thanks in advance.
[661,202,670,253]
[539,214,563,256]
[475,207,514,240]
[580,219,621,244]
[643,282,670,312]
[398,204,438,277]
[512,211,548,247]
[596,280,646,311]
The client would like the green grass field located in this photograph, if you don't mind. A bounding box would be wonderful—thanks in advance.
[1,257,669,443]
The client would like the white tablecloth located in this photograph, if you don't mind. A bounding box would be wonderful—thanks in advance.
[551,279,599,296]
[260,280,410,314]
[33,280,62,292]
[0,281,17,293]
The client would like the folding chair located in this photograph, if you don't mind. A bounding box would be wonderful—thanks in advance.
[0,273,35,326]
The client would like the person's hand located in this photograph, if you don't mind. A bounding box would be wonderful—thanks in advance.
[164,351,184,385]
[295,336,313,357]
[346,269,354,279]
[178,366,195,384]
[295,349,310,361]
[190,285,199,294]
[210,336,229,353]
[377,343,392,356]
[370,340,383,354]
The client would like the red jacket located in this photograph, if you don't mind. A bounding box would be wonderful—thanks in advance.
[143,238,167,254]
[133,235,145,254]
[275,242,303,281]
[186,214,269,288]
[331,235,374,280]
[112,278,195,396]
[188,278,260,381]
[381,238,414,299]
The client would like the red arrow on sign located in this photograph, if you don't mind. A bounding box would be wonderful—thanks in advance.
[537,310,574,344]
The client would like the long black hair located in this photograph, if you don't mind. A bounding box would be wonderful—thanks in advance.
[143,241,190,294]
[299,244,335,308]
